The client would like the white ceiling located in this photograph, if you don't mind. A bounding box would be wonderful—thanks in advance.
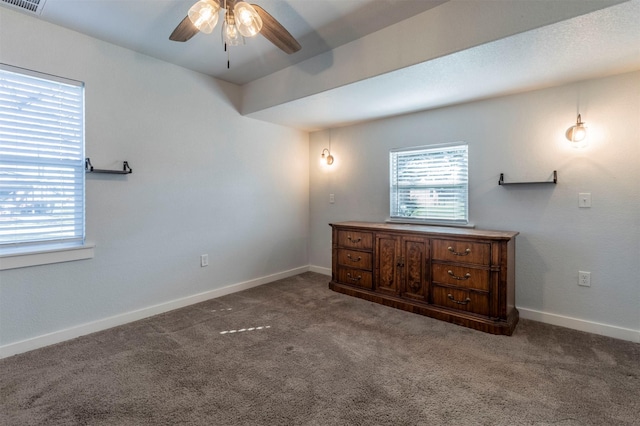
[23,0,446,85]
[3,0,639,131]
[247,0,640,130]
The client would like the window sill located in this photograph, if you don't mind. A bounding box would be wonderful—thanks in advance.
[0,244,95,270]
[386,218,475,229]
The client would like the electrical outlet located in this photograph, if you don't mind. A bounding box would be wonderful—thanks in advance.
[578,271,591,287]
[329,193,335,204]
[200,254,209,267]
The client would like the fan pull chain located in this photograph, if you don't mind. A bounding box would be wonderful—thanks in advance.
[224,0,229,71]
[223,42,230,69]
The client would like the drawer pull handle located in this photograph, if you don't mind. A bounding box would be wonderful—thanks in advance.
[347,254,362,262]
[448,294,472,305]
[347,273,362,282]
[447,270,472,280]
[448,246,471,256]
[347,236,362,243]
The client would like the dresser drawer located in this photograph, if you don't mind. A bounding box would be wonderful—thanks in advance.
[337,249,373,271]
[432,286,489,316]
[338,230,373,250]
[432,239,490,266]
[431,263,489,291]
[337,268,373,289]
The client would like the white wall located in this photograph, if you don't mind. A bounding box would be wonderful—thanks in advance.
[0,9,309,355]
[309,71,640,342]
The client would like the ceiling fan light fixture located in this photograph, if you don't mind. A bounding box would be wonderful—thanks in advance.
[234,1,263,37]
[188,0,220,34]
[222,18,244,46]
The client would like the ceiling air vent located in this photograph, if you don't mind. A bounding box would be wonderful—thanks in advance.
[1,0,46,15]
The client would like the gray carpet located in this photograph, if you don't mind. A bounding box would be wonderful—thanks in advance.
[1,272,638,425]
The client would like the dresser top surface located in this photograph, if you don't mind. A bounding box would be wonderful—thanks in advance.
[330,221,518,240]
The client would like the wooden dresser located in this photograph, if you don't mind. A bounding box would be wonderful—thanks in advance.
[329,221,519,335]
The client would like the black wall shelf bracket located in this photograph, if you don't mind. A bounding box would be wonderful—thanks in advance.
[499,170,557,186]
[85,158,132,174]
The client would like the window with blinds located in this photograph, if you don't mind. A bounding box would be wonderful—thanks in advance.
[0,64,85,252]
[390,143,468,224]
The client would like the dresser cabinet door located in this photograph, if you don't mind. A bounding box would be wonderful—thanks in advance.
[376,234,401,295]
[375,234,428,300]
[401,237,428,302]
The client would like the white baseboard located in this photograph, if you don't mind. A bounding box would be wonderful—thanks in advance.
[5,270,636,359]
[0,266,310,359]
[304,268,640,343]
[308,265,331,276]
[518,307,640,343]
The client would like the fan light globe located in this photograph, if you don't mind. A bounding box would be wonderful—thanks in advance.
[188,0,220,34]
[234,2,263,37]
[223,18,243,46]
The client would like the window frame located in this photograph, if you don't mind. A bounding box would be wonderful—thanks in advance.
[0,63,92,268]
[389,142,469,226]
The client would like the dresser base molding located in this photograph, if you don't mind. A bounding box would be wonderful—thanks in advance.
[329,281,519,335]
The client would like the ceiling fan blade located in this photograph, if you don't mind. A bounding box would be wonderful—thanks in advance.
[169,15,199,42]
[252,4,301,54]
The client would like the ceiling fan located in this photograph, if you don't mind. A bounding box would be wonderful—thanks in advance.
[169,0,301,67]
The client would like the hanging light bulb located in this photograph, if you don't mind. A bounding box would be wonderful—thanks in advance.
[234,1,263,37]
[222,13,244,46]
[188,0,220,34]
[566,114,587,143]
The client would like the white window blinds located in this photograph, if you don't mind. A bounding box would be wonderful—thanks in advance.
[0,65,85,251]
[390,143,468,224]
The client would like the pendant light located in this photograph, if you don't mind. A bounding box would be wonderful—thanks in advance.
[566,114,587,142]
